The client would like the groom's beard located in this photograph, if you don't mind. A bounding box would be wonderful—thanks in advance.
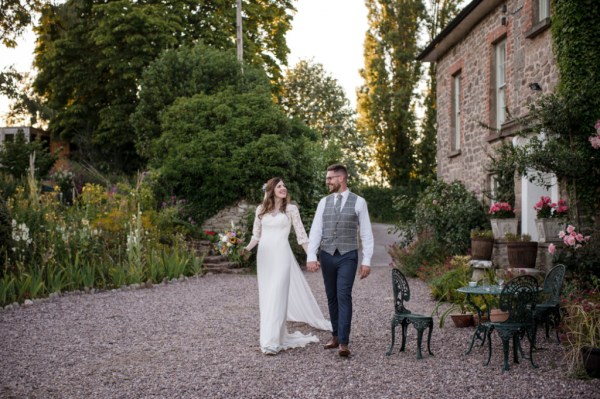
[328,182,341,193]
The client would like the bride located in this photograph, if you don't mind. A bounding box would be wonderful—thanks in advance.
[242,177,332,355]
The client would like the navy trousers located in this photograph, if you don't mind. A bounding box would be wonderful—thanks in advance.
[320,249,358,345]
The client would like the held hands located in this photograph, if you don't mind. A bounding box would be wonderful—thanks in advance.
[306,261,320,272]
[358,265,371,280]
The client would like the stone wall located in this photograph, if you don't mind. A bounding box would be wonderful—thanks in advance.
[492,239,554,273]
[201,200,256,233]
[435,0,558,212]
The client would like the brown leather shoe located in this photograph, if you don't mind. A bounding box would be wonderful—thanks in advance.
[323,336,339,349]
[338,344,350,357]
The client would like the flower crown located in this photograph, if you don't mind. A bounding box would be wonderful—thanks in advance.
[262,183,267,193]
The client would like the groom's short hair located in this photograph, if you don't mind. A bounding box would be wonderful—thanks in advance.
[327,164,347,177]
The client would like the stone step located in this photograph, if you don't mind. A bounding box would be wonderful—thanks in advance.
[203,263,250,274]
[203,255,227,264]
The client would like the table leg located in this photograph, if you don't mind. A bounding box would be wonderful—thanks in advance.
[465,293,490,355]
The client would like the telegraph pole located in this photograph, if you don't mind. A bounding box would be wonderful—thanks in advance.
[236,0,243,73]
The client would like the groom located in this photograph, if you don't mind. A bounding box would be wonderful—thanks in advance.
[307,164,374,357]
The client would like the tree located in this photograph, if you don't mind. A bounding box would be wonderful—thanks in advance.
[32,0,295,173]
[357,0,426,186]
[139,45,322,222]
[131,44,267,159]
[0,0,42,48]
[279,59,369,179]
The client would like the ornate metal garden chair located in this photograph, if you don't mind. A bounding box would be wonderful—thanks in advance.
[485,275,539,371]
[534,264,566,342]
[386,268,434,360]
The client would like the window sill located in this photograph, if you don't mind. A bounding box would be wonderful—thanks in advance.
[486,119,522,143]
[448,149,461,158]
[525,18,551,39]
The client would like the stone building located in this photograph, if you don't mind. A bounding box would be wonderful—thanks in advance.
[418,0,558,243]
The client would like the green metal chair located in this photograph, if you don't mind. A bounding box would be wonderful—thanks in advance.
[534,264,566,342]
[485,275,539,371]
[386,268,434,360]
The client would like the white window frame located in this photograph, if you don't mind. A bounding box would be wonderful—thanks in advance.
[495,39,507,129]
[538,0,550,21]
[452,73,461,151]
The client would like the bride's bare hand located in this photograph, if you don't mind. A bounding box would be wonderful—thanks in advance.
[240,248,250,259]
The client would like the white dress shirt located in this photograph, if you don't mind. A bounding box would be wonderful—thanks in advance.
[307,189,374,266]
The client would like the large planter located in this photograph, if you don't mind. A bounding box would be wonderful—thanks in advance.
[536,218,565,242]
[450,313,474,328]
[506,241,538,269]
[582,346,600,378]
[490,218,518,239]
[471,238,494,260]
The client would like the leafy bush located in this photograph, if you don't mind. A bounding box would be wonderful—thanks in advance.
[0,131,57,179]
[136,45,324,224]
[355,185,419,223]
[428,256,471,302]
[389,232,448,278]
[414,180,489,255]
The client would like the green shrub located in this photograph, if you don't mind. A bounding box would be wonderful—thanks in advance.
[389,232,448,277]
[0,131,57,179]
[414,180,489,255]
[355,185,420,223]
[429,256,471,302]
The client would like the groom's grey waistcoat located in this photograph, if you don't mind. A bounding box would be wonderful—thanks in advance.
[321,192,359,255]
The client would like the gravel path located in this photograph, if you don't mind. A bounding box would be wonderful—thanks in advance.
[1,265,599,399]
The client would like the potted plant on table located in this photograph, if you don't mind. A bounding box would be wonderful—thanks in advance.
[470,228,494,260]
[488,202,518,239]
[533,196,568,242]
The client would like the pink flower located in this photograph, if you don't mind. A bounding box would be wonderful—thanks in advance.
[548,243,556,254]
[590,135,600,149]
[576,233,584,242]
[567,225,575,234]
[559,230,566,238]
[566,235,576,246]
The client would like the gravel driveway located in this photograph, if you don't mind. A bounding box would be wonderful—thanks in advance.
[2,263,599,399]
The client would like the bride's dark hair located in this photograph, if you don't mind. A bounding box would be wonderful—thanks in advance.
[258,177,289,219]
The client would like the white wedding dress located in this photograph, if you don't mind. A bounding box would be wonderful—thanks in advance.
[248,204,332,354]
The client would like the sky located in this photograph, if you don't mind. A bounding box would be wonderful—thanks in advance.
[0,0,368,126]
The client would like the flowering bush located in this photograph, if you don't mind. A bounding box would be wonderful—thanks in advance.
[589,120,600,149]
[215,224,245,263]
[488,202,514,219]
[548,225,600,278]
[533,196,569,218]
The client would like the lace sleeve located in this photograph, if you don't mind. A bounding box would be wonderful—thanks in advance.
[245,206,262,251]
[288,205,309,246]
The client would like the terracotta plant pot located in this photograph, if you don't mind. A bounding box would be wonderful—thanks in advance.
[506,241,538,269]
[450,313,473,328]
[489,308,509,323]
[471,238,494,260]
[581,346,600,378]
